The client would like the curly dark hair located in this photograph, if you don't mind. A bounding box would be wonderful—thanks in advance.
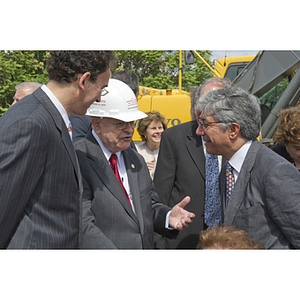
[46,51,115,83]
[137,111,167,141]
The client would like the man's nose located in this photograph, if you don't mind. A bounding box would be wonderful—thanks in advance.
[124,122,134,132]
[196,124,205,136]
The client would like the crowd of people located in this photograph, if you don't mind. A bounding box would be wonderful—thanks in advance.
[1,50,300,250]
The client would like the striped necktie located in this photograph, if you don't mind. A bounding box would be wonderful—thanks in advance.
[226,162,235,204]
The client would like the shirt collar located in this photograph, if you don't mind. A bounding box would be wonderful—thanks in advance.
[92,129,122,162]
[228,140,252,173]
[41,85,70,128]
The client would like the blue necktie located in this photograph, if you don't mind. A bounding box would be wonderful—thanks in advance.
[204,154,222,227]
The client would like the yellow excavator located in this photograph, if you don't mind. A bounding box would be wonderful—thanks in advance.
[134,50,300,143]
[133,50,254,141]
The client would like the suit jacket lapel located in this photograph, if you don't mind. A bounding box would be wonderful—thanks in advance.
[33,88,80,186]
[124,150,144,230]
[223,140,259,224]
[84,132,139,224]
[186,120,205,179]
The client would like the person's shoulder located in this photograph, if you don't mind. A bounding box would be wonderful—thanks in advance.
[253,140,293,169]
[74,135,92,151]
[163,120,194,135]
[0,97,43,128]
[125,145,145,162]
[135,142,146,151]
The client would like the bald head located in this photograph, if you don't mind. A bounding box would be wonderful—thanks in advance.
[12,82,42,105]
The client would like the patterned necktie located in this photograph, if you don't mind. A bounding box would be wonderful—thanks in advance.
[109,154,132,207]
[204,154,221,227]
[226,162,235,204]
[68,121,72,140]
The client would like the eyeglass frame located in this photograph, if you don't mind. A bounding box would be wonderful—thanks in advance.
[101,118,135,130]
[198,118,228,129]
[95,81,109,96]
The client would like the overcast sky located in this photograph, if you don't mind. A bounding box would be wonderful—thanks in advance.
[210,50,259,62]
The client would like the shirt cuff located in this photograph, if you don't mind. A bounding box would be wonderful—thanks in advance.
[165,210,175,230]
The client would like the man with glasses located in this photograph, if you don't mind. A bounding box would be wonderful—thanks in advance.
[70,69,139,147]
[75,79,195,249]
[0,51,114,249]
[195,87,300,249]
[154,77,231,249]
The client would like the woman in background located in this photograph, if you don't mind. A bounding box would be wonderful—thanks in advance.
[272,106,300,171]
[136,111,167,179]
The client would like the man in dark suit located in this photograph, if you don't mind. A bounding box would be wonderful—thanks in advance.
[196,87,300,249]
[75,79,195,249]
[0,51,113,249]
[153,77,231,249]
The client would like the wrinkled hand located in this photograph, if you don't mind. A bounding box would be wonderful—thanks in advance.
[146,159,155,171]
[169,196,195,230]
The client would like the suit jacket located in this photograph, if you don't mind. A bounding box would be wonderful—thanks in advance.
[74,131,178,249]
[154,120,206,249]
[220,139,300,249]
[0,88,81,249]
[69,113,92,143]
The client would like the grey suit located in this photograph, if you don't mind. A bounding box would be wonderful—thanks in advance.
[0,88,81,249]
[220,140,300,249]
[75,131,178,249]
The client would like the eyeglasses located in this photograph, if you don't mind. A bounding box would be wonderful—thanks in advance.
[103,118,135,130]
[95,81,109,96]
[198,118,227,129]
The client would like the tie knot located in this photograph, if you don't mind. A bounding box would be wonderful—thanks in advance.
[226,162,233,172]
[109,154,118,166]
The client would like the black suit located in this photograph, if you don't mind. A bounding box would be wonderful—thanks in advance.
[0,87,81,249]
[154,120,205,249]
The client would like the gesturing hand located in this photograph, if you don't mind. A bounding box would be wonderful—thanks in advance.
[169,196,195,230]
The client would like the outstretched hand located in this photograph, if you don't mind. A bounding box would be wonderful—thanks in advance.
[169,196,195,230]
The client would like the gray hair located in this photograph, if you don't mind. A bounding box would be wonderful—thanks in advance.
[111,70,139,97]
[191,77,231,119]
[196,87,261,140]
[15,82,42,92]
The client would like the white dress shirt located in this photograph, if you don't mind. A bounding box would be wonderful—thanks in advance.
[41,85,71,138]
[227,140,253,182]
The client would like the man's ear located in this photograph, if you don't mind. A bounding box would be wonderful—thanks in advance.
[78,72,91,90]
[229,122,240,139]
[91,117,101,133]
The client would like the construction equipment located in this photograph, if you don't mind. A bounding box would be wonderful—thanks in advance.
[232,50,300,140]
[133,51,257,141]
[214,55,255,80]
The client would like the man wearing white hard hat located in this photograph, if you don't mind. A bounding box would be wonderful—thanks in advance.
[75,79,195,249]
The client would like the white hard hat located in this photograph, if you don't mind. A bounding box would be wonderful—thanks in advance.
[86,79,147,122]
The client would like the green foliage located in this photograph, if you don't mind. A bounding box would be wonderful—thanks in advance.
[0,51,49,111]
[0,50,213,115]
[260,77,290,110]
[112,50,213,91]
